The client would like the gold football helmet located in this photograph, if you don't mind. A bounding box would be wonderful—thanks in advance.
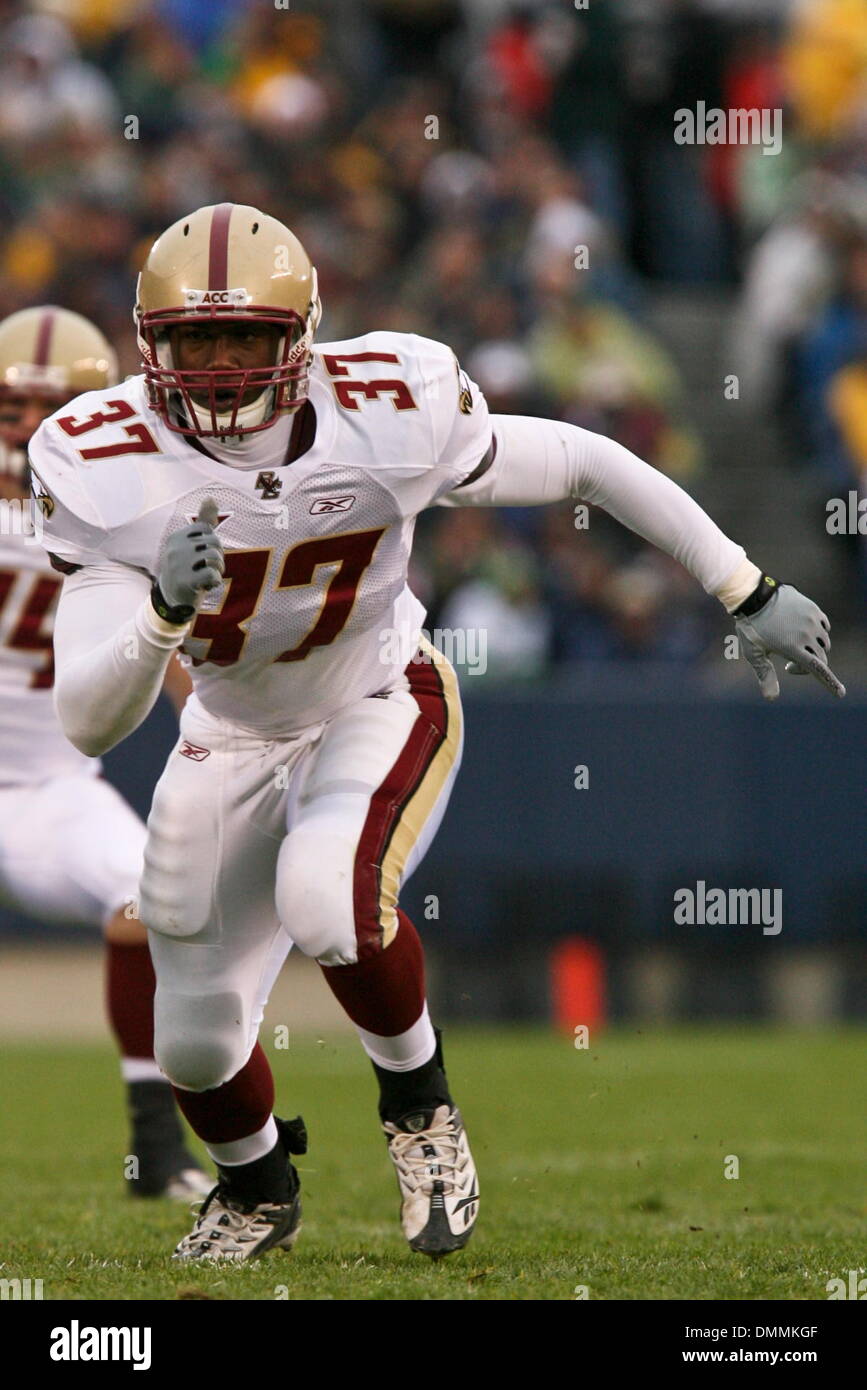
[0,305,117,477]
[135,202,321,437]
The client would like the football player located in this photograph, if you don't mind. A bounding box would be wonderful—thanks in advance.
[0,306,209,1200]
[28,205,844,1262]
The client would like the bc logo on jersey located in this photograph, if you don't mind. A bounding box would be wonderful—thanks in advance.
[255,471,283,499]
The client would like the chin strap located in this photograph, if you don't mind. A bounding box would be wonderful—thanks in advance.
[187,386,276,437]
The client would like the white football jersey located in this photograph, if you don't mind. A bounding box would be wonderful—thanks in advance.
[0,528,98,783]
[29,332,491,736]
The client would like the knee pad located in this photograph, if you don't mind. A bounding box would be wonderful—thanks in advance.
[275,828,358,964]
[153,990,249,1091]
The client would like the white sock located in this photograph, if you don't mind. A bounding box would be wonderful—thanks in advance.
[121,1058,165,1083]
[206,1116,278,1167]
[356,1003,437,1072]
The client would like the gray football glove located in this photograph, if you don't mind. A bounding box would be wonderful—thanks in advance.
[153,497,225,621]
[734,579,845,701]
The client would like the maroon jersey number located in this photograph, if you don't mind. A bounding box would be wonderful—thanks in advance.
[187,550,271,667]
[0,568,61,688]
[56,399,160,459]
[187,529,386,667]
[275,528,386,662]
[321,352,418,412]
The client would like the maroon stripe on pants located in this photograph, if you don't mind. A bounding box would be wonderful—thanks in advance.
[33,309,56,367]
[208,203,234,290]
[352,653,449,961]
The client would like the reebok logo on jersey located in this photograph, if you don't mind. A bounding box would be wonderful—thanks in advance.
[179,741,211,761]
[310,495,356,514]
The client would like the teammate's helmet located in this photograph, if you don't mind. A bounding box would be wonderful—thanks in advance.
[0,305,117,477]
[135,203,321,438]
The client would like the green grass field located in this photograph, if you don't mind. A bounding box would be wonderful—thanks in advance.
[1,1026,864,1301]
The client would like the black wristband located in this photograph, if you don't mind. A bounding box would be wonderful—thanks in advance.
[733,573,781,618]
[150,582,195,625]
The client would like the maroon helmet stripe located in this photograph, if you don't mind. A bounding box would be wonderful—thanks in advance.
[208,203,234,291]
[33,310,57,367]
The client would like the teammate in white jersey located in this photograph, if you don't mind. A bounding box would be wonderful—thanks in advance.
[0,306,209,1201]
[28,205,844,1263]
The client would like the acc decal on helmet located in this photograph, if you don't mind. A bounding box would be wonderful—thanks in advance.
[135,202,321,438]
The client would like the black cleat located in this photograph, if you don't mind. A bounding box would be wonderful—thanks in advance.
[172,1178,302,1262]
[172,1114,306,1262]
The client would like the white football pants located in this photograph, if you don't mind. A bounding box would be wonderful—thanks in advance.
[140,642,462,1091]
[0,773,145,928]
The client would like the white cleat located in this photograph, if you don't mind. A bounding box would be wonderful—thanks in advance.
[383,1104,479,1258]
[172,1183,302,1262]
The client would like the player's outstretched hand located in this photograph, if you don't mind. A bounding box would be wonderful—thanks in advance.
[157,497,225,613]
[735,583,845,701]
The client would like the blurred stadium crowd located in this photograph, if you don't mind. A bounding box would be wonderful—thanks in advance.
[1,0,866,679]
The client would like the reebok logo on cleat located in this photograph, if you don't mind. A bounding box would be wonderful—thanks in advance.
[402,1113,429,1133]
[454,1190,479,1212]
